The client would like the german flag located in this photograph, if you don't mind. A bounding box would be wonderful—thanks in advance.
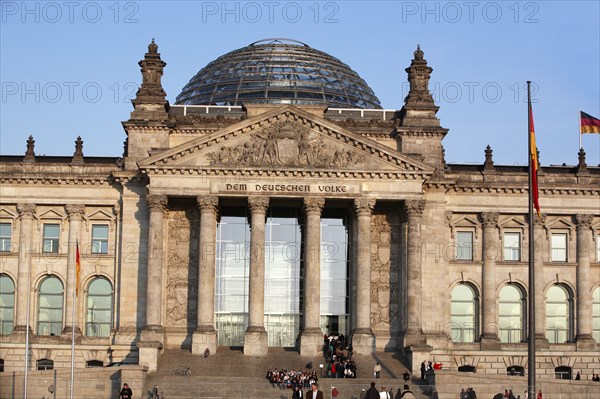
[529,98,541,218]
[580,111,600,134]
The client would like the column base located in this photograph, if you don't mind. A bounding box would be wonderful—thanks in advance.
[61,325,82,342]
[300,328,323,357]
[192,327,217,356]
[534,334,549,350]
[575,334,597,350]
[137,340,162,372]
[480,335,502,350]
[404,329,427,347]
[243,326,268,356]
[404,344,433,376]
[352,329,375,355]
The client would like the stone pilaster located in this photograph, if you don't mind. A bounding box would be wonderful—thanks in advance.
[300,197,325,356]
[532,214,549,348]
[404,199,428,347]
[192,195,218,355]
[139,194,167,371]
[244,196,269,356]
[575,214,595,348]
[352,197,376,355]
[480,212,501,348]
[13,204,36,335]
[62,204,85,337]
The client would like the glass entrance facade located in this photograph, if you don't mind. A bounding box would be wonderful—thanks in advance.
[264,209,303,347]
[215,209,250,346]
[214,206,349,347]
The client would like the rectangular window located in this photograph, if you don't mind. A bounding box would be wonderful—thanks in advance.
[42,224,60,253]
[0,223,10,252]
[91,225,109,254]
[551,233,567,262]
[455,231,473,261]
[503,232,521,261]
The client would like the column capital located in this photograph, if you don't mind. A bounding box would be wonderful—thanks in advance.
[65,204,86,220]
[248,196,269,213]
[303,197,325,215]
[17,203,36,218]
[197,195,218,213]
[354,198,376,216]
[479,212,499,228]
[575,214,593,229]
[530,213,546,227]
[147,194,168,212]
[404,199,425,217]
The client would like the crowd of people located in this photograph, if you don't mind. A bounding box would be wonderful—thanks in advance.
[358,381,435,399]
[323,333,357,378]
[265,368,319,390]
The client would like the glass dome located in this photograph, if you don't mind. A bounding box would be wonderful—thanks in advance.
[175,39,382,109]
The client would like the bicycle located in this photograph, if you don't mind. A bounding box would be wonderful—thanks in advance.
[172,365,191,376]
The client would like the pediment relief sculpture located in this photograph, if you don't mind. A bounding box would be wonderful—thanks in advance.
[207,119,364,168]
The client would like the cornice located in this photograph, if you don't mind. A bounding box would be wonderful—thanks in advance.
[141,167,428,180]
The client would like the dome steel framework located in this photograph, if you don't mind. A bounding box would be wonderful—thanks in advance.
[175,39,382,109]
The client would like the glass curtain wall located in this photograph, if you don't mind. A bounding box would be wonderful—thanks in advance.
[264,209,303,347]
[215,209,250,346]
[319,212,349,336]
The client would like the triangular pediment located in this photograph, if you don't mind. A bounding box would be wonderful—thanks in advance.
[139,105,434,179]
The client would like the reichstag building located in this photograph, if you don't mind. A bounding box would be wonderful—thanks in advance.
[0,39,598,378]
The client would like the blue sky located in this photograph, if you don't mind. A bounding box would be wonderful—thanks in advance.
[1,1,599,166]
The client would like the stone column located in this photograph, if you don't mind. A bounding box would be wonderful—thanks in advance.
[300,197,325,356]
[480,212,501,347]
[63,204,85,336]
[192,195,218,355]
[13,204,36,334]
[404,200,427,347]
[244,196,269,356]
[142,195,168,340]
[532,214,549,348]
[139,194,167,372]
[352,197,376,355]
[575,214,595,348]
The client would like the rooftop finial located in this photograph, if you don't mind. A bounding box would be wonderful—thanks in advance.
[148,38,158,54]
[72,136,84,165]
[414,44,424,60]
[24,135,36,162]
[484,144,495,171]
[577,147,588,172]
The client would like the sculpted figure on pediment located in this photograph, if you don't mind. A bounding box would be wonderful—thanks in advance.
[207,119,364,168]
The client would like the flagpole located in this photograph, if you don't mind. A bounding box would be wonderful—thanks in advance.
[579,108,582,151]
[69,241,77,399]
[527,81,536,399]
[23,249,31,399]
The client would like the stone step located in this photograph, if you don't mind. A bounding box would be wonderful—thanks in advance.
[142,348,420,399]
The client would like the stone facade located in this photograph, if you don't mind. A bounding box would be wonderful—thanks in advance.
[0,41,598,383]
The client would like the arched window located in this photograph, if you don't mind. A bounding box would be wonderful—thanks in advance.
[86,277,112,337]
[554,366,571,380]
[451,284,478,342]
[86,360,104,368]
[37,359,53,370]
[0,274,15,335]
[37,276,63,336]
[593,287,600,343]
[458,365,476,373]
[507,366,525,376]
[499,284,525,343]
[546,285,572,343]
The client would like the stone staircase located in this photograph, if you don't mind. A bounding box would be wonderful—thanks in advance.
[142,347,429,399]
